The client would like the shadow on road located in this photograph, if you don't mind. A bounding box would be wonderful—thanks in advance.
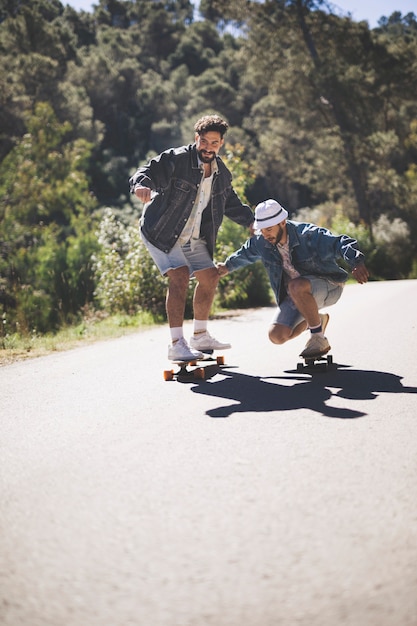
[189,364,417,419]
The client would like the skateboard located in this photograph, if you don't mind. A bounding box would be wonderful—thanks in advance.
[163,350,225,381]
[296,352,333,372]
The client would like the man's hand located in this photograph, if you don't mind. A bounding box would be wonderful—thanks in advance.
[217,263,229,277]
[352,263,369,284]
[134,185,152,203]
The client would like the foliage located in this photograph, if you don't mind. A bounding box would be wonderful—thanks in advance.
[370,214,412,279]
[330,210,412,279]
[1,0,417,337]
[94,208,177,319]
[0,102,98,334]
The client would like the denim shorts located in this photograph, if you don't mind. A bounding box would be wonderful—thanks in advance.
[272,276,344,328]
[140,231,215,276]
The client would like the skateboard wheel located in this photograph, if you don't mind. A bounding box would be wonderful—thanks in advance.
[189,360,197,366]
[327,354,333,364]
[163,369,174,381]
[297,363,304,372]
[216,355,225,365]
[194,367,205,379]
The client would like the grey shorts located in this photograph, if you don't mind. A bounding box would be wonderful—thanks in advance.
[140,231,215,276]
[272,276,344,328]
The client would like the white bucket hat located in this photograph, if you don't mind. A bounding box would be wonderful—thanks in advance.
[253,199,288,230]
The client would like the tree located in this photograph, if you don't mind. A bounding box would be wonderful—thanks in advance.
[0,102,98,333]
[204,0,417,229]
[0,0,78,159]
[1,0,417,340]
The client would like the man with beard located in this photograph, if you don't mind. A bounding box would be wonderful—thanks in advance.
[217,199,369,358]
[129,114,254,361]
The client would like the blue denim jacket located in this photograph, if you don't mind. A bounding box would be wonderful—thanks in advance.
[129,143,254,256]
[225,221,365,303]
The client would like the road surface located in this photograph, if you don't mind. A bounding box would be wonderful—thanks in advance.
[1,280,417,626]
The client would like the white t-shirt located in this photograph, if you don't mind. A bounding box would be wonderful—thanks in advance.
[178,160,217,248]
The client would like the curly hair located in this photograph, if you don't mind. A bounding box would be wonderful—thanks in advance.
[194,114,229,138]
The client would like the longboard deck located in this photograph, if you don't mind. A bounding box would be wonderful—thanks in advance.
[164,353,225,381]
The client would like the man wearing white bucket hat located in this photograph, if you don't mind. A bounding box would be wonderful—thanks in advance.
[218,199,369,358]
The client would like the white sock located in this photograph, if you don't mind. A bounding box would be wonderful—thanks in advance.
[193,320,208,335]
[170,327,183,343]
[309,323,324,338]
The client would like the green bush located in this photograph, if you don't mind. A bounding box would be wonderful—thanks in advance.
[13,286,54,336]
[371,215,412,279]
[330,211,412,280]
[93,208,185,319]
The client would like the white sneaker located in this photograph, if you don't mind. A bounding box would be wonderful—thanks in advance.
[300,334,331,358]
[190,331,231,351]
[168,337,203,361]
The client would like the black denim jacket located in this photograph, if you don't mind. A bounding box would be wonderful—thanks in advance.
[129,143,254,256]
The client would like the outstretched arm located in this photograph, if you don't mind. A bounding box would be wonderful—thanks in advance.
[217,236,262,275]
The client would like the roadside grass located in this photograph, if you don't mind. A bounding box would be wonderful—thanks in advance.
[0,311,163,366]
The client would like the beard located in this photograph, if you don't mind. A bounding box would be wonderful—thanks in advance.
[198,149,216,163]
[275,225,285,244]
[265,225,285,245]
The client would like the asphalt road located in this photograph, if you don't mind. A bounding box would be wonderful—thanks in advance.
[1,280,417,626]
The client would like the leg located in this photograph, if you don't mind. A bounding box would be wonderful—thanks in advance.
[189,266,231,351]
[140,232,191,333]
[269,277,342,357]
[139,234,207,360]
[287,276,335,358]
[193,266,219,321]
[170,239,230,351]
[268,293,306,345]
[287,277,329,357]
[166,266,190,328]
[287,277,320,328]
[268,319,307,345]
[166,266,210,361]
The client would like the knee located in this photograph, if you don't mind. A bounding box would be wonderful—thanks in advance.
[168,266,190,290]
[268,324,291,345]
[287,277,309,300]
[196,266,219,289]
